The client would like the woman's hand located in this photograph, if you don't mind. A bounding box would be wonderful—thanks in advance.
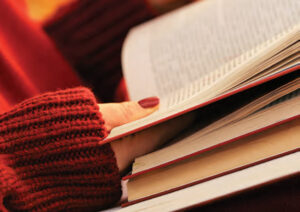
[99,97,195,174]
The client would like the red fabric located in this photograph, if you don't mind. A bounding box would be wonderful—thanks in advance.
[44,0,154,102]
[0,0,81,113]
[0,0,155,210]
[0,87,121,211]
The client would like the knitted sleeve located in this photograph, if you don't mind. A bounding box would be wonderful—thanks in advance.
[44,0,154,102]
[0,87,121,211]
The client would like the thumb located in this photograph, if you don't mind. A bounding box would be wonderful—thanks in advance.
[99,97,159,131]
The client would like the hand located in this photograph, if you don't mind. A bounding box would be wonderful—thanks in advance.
[99,97,195,174]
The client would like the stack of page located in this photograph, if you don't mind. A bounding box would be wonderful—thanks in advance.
[99,0,299,210]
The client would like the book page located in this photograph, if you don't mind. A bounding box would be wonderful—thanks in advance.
[104,65,298,141]
[185,80,299,138]
[123,0,300,102]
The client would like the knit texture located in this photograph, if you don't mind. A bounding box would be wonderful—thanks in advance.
[0,87,121,211]
[44,0,154,102]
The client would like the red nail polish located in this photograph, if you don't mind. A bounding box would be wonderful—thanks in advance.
[138,97,160,108]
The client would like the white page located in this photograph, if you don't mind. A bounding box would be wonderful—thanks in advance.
[123,0,300,101]
[119,151,300,212]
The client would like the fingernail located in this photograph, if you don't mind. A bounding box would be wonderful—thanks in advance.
[138,96,160,108]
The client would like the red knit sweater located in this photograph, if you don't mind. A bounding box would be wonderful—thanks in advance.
[0,88,121,211]
[0,0,153,211]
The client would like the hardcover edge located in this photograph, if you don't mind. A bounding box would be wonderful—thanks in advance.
[122,148,299,207]
[123,115,300,180]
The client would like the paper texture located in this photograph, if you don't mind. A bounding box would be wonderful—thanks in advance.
[123,0,300,100]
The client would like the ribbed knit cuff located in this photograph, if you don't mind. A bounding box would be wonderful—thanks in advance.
[0,87,121,211]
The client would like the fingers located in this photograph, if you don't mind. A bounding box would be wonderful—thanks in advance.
[111,112,196,173]
[99,97,159,131]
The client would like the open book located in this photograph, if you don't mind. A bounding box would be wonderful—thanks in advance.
[100,0,299,143]
[102,0,299,209]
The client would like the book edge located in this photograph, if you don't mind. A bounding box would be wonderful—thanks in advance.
[123,114,300,180]
[122,148,300,207]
